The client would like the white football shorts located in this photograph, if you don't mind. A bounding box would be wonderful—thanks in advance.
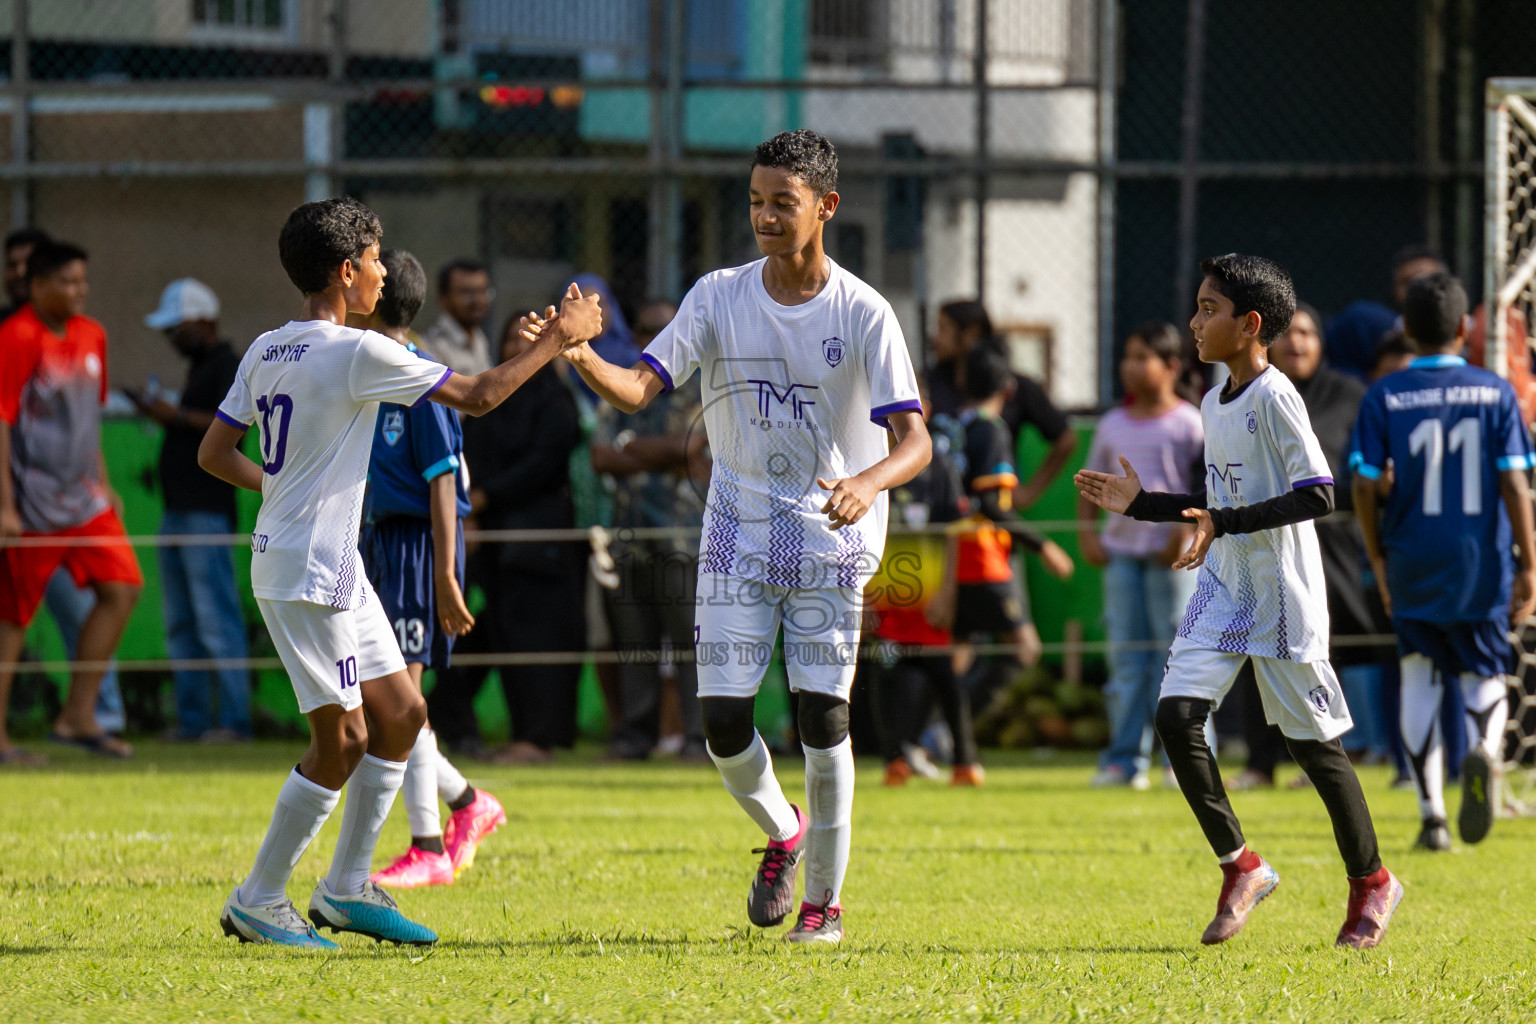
[694,572,864,701]
[1160,636,1353,742]
[257,585,405,714]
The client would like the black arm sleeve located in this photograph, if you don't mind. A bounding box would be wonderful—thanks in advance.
[1125,484,1335,536]
[1209,483,1334,536]
[1125,488,1208,523]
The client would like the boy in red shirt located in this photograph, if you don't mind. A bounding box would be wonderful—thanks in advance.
[0,241,142,762]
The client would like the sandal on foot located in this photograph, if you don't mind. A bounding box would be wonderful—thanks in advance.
[49,731,133,759]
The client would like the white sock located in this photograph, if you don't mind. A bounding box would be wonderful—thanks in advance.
[802,738,854,908]
[238,768,339,908]
[404,729,441,839]
[434,733,470,805]
[1217,845,1246,865]
[708,731,798,841]
[1400,654,1446,820]
[1460,674,1509,761]
[325,754,406,895]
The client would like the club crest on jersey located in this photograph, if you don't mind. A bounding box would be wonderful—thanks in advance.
[1245,411,1257,434]
[822,336,844,367]
[1308,685,1331,713]
[382,408,405,446]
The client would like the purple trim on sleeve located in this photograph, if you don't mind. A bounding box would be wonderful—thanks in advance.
[411,367,454,409]
[1292,476,1333,489]
[870,398,924,430]
[639,352,675,392]
[215,409,250,430]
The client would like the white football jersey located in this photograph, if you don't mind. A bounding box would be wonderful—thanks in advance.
[217,320,452,608]
[1178,367,1333,662]
[641,258,921,589]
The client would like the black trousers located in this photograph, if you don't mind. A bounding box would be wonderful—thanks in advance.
[427,542,586,750]
[605,543,704,758]
[870,652,979,766]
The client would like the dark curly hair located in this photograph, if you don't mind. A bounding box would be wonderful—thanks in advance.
[375,249,426,330]
[278,197,382,295]
[751,129,839,198]
[1198,253,1296,345]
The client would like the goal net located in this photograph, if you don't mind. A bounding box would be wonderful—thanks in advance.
[1486,78,1536,814]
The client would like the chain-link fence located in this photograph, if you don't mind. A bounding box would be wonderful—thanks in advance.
[3,0,1110,408]
[10,1,1536,746]
[9,2,1536,404]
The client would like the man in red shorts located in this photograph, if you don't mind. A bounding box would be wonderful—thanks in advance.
[0,240,141,762]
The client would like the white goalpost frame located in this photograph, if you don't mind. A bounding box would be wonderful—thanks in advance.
[1484,77,1536,815]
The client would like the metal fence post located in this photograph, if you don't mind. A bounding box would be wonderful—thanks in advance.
[973,0,989,303]
[1096,0,1118,409]
[1171,0,1207,322]
[648,0,684,304]
[10,0,29,229]
[1485,83,1510,381]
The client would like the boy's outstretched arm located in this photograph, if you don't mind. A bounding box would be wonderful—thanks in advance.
[198,418,264,492]
[434,284,603,417]
[1500,468,1536,623]
[817,409,932,531]
[562,341,668,414]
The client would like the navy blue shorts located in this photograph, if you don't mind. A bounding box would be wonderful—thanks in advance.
[1394,617,1511,680]
[360,516,465,670]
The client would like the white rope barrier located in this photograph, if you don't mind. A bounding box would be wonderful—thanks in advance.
[2,633,1404,675]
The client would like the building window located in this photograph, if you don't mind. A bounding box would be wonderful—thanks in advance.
[809,0,887,68]
[192,0,288,32]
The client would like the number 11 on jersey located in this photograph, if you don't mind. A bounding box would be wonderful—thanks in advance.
[1408,417,1481,516]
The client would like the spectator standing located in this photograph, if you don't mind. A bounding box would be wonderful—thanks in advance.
[591,299,708,761]
[927,347,1074,758]
[124,278,251,742]
[1080,323,1204,789]
[421,259,493,376]
[0,227,125,736]
[463,314,585,763]
[1249,303,1388,783]
[1326,245,1447,381]
[0,241,142,761]
[926,300,1077,512]
[869,381,983,787]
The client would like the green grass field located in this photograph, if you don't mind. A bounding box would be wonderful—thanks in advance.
[1,743,1532,1023]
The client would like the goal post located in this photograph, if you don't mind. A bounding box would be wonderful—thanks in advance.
[1485,77,1536,814]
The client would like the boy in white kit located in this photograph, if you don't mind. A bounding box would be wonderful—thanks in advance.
[199,198,600,948]
[1077,254,1401,950]
[556,130,931,943]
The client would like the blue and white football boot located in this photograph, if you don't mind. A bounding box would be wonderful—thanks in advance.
[221,888,339,950]
[308,879,438,946]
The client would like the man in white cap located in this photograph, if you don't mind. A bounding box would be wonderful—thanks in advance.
[124,278,252,742]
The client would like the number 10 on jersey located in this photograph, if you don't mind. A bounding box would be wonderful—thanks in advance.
[256,393,294,475]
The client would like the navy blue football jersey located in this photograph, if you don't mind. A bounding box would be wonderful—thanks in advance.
[1350,355,1534,621]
